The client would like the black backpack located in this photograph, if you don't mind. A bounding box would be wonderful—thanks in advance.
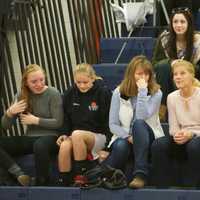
[82,164,127,189]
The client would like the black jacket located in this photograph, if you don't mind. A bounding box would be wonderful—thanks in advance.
[62,80,112,142]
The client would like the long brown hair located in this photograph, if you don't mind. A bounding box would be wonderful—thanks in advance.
[119,55,160,97]
[166,8,194,61]
[19,64,46,112]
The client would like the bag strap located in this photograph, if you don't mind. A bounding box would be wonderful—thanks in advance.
[81,179,103,190]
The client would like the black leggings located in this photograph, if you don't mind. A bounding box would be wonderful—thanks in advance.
[151,136,200,187]
[155,60,175,105]
[0,135,58,179]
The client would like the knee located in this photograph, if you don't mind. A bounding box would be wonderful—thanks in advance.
[71,130,83,142]
[112,139,130,154]
[34,138,47,153]
[59,139,73,153]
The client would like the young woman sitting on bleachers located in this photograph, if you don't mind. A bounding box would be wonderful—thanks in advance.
[152,59,200,187]
[56,63,112,186]
[152,7,200,121]
[0,64,63,186]
[103,55,164,189]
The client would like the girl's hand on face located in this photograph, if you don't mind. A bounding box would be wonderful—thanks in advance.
[19,113,39,125]
[136,78,148,89]
[7,100,27,117]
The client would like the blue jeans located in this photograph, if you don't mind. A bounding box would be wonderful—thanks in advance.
[103,138,131,171]
[131,119,155,177]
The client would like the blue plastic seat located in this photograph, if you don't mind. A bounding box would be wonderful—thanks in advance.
[93,64,126,90]
[100,37,156,63]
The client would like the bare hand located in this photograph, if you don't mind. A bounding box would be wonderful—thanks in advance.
[127,136,133,144]
[136,78,147,89]
[56,135,68,146]
[173,131,192,144]
[7,100,27,117]
[20,113,39,125]
[98,150,110,162]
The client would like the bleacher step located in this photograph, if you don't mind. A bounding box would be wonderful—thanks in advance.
[100,37,156,63]
[0,187,200,200]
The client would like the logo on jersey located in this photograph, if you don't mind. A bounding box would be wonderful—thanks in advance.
[89,101,99,111]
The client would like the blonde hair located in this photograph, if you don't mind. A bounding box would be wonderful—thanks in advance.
[19,64,45,112]
[120,55,160,97]
[73,63,102,80]
[172,59,200,87]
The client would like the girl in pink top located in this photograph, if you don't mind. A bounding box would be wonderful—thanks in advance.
[152,59,200,188]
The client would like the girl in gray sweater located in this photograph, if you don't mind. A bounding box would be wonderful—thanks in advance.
[1,64,63,186]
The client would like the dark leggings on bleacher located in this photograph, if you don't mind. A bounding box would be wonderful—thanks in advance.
[154,60,175,105]
[151,136,200,187]
[0,135,58,183]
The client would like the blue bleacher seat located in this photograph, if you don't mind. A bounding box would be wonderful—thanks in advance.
[1,187,200,200]
[100,37,156,63]
[126,27,158,37]
[93,64,126,91]
[0,187,28,200]
[81,188,111,200]
[29,187,80,200]
[121,188,200,200]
